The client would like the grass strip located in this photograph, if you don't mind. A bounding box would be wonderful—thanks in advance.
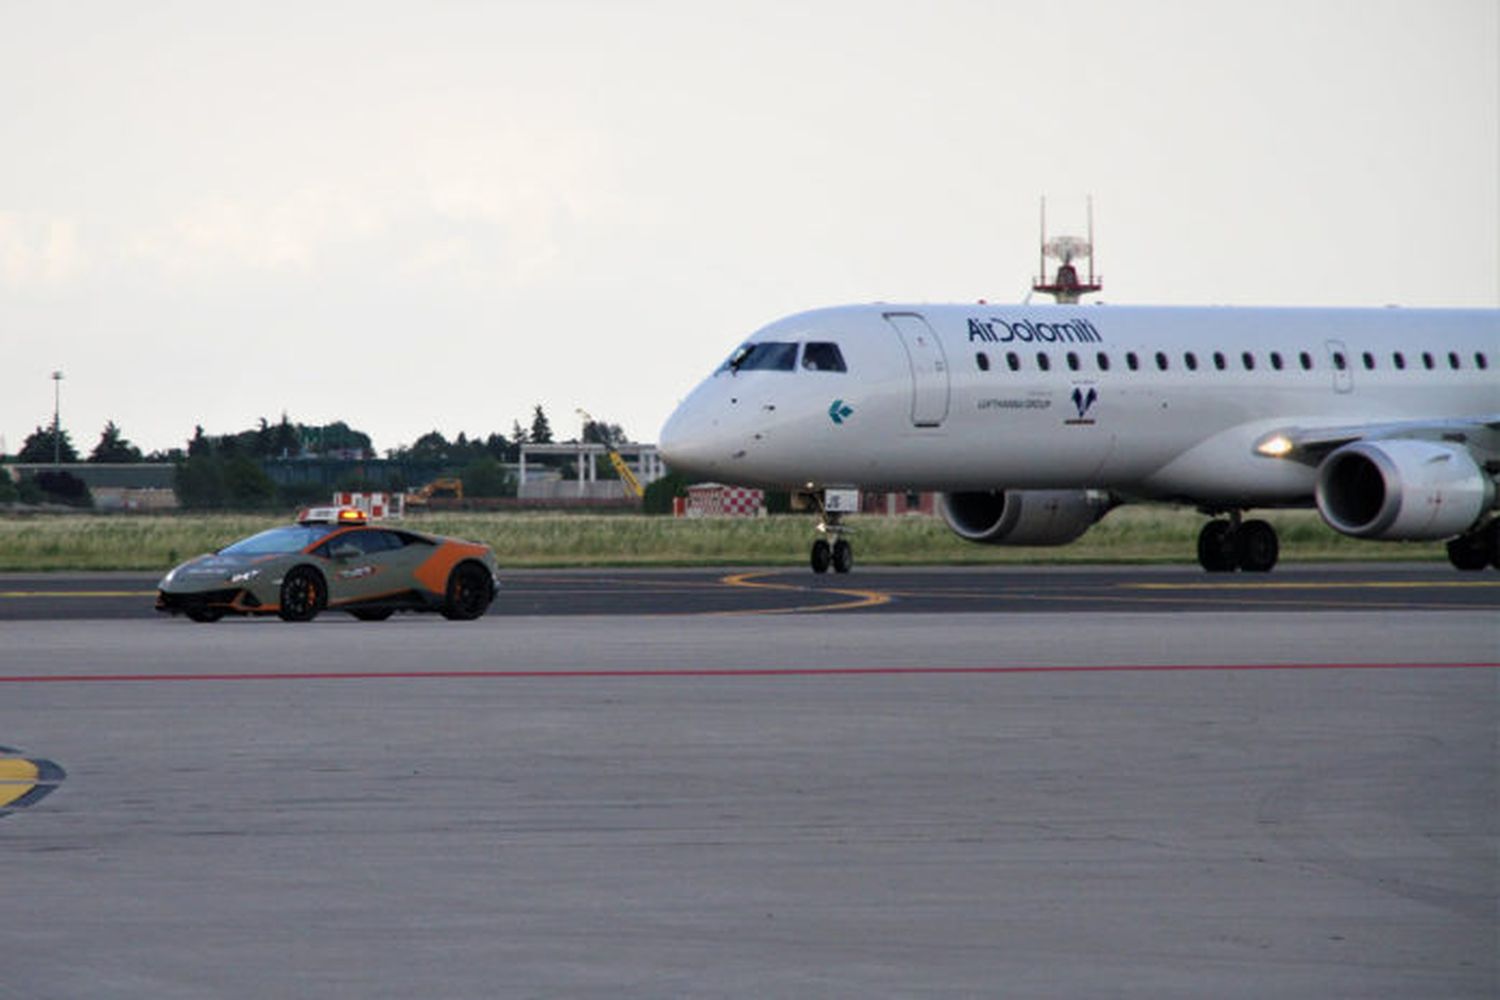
[0,508,1444,572]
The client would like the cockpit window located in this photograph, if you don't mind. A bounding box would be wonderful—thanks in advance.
[801,342,847,372]
[722,341,798,373]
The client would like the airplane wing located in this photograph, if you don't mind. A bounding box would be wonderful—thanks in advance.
[1269,415,1500,464]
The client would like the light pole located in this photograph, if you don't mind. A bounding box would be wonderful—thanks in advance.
[51,370,64,466]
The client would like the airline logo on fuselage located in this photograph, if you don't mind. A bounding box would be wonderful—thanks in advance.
[967,317,1102,344]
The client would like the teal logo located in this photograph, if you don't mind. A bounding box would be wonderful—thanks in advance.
[828,399,854,425]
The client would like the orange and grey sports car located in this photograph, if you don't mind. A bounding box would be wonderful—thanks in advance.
[155,508,500,623]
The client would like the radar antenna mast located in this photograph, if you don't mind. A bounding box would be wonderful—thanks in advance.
[1032,196,1102,304]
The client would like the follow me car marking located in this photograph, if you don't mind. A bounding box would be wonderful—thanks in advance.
[156,507,500,623]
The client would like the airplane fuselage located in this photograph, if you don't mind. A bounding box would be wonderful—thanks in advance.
[660,304,1498,509]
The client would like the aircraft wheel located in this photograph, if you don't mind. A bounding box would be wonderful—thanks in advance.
[1196,521,1237,573]
[832,539,853,574]
[185,607,225,623]
[278,566,326,622]
[442,562,493,620]
[1447,531,1491,571]
[810,539,832,574]
[1236,519,1279,572]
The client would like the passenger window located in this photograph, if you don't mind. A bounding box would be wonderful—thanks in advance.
[1477,353,1489,370]
[1299,351,1313,370]
[1448,351,1461,369]
[1006,351,1021,372]
[1393,352,1406,370]
[1184,352,1198,371]
[1270,352,1284,371]
[1036,352,1051,372]
[1333,352,1347,371]
[1241,351,1255,371]
[1212,352,1226,371]
[1422,351,1434,369]
[1155,351,1169,371]
[1066,352,1080,371]
[801,342,847,372]
[1362,352,1375,370]
[976,352,990,372]
[1126,352,1139,371]
[1095,351,1110,372]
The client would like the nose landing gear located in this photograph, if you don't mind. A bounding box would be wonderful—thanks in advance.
[808,491,855,574]
[1197,511,1279,573]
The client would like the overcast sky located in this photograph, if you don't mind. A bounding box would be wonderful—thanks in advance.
[2,0,1496,457]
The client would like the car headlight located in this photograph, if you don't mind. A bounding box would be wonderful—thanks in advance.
[228,569,261,584]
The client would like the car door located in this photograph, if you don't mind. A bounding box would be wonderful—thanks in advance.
[317,529,402,605]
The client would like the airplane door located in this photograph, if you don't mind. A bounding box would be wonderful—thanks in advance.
[1325,340,1353,394]
[883,312,950,427]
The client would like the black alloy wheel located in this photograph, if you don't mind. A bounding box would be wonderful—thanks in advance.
[278,566,326,622]
[441,563,493,621]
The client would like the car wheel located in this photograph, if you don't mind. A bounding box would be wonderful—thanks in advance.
[350,608,395,622]
[441,562,492,621]
[278,566,326,622]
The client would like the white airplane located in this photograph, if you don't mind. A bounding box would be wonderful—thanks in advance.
[657,303,1499,573]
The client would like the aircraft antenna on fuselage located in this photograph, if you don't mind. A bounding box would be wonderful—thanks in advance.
[1033,196,1102,305]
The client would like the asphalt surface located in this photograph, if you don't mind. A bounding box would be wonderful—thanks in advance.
[2,561,1499,620]
[1,565,1496,998]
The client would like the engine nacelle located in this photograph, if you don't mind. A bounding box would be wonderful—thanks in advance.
[1315,440,1495,540]
[938,489,1110,546]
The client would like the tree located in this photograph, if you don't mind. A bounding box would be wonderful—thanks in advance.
[187,425,213,458]
[484,432,512,462]
[18,425,78,463]
[582,419,627,449]
[223,454,276,507]
[642,470,690,515]
[33,470,92,507]
[89,421,143,463]
[407,430,450,462]
[175,454,227,508]
[0,472,18,503]
[461,456,514,497]
[529,405,553,444]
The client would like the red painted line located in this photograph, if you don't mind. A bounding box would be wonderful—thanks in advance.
[0,663,1494,683]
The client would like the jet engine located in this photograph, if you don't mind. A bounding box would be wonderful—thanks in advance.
[937,489,1111,546]
[1315,439,1495,540]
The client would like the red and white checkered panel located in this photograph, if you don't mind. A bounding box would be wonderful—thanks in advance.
[331,491,402,520]
[685,485,763,518]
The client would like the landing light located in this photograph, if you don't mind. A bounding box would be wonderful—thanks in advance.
[1255,434,1295,458]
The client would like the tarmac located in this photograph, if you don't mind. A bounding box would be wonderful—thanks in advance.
[1,564,1496,998]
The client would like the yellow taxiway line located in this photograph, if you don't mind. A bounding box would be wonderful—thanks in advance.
[716,571,892,614]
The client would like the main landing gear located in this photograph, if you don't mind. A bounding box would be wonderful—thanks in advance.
[1197,511,1279,573]
[1445,519,1500,571]
[808,494,854,574]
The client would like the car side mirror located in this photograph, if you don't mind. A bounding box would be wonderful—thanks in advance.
[330,543,361,560]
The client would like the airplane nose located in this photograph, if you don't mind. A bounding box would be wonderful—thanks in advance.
[658,401,713,479]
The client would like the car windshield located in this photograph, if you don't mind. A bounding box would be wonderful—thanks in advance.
[721,341,798,373]
[220,524,338,556]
